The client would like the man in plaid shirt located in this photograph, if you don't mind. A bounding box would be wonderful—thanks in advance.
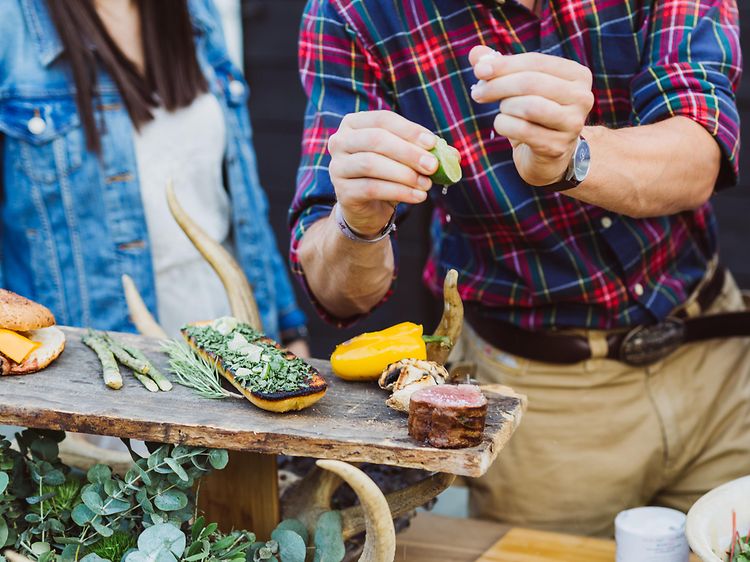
[289,0,747,535]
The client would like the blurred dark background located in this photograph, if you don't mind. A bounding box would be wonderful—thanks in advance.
[241,0,750,358]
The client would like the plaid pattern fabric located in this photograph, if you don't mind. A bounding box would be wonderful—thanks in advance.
[290,0,741,330]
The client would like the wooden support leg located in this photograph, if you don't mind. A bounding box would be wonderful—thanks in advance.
[198,451,280,539]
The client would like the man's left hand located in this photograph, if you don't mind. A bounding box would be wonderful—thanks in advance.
[469,46,594,186]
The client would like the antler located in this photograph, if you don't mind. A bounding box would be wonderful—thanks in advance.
[122,179,263,332]
[122,274,168,339]
[316,460,397,562]
[426,269,463,364]
[282,464,455,543]
[165,180,262,329]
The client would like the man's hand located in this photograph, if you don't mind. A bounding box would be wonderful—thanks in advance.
[469,46,594,186]
[328,110,439,237]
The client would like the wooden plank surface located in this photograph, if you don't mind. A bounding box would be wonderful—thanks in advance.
[0,327,525,477]
[395,513,511,562]
[198,452,280,539]
[476,527,701,562]
[395,516,701,562]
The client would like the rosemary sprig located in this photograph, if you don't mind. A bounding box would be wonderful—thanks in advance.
[162,339,242,400]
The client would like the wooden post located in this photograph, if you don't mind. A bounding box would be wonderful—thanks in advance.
[198,451,280,539]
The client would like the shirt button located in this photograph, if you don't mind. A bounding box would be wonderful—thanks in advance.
[601,216,612,229]
[27,116,46,135]
[446,214,451,223]
[634,283,645,296]
[228,79,245,99]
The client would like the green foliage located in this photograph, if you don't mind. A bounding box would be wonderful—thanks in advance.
[313,512,345,562]
[181,517,255,562]
[89,531,137,562]
[731,533,750,562]
[0,430,346,562]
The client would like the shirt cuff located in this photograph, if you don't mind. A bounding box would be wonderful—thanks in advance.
[630,63,740,189]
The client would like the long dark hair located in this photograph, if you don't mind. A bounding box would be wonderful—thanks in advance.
[47,0,208,153]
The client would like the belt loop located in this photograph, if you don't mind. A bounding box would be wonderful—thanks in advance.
[588,331,609,359]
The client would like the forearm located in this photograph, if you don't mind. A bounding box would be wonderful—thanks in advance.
[570,117,721,218]
[298,213,395,319]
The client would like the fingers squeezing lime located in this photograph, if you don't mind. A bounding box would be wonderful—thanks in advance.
[429,137,463,187]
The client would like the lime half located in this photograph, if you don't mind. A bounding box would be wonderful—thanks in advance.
[429,137,462,187]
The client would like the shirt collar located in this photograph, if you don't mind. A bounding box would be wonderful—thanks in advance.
[21,0,64,67]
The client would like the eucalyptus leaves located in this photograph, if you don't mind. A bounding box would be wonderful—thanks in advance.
[0,430,346,562]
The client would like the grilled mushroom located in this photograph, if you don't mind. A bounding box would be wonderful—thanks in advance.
[379,359,448,412]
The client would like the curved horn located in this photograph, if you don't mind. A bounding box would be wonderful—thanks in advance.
[166,180,262,329]
[426,269,463,365]
[122,274,168,339]
[339,472,455,539]
[316,460,396,562]
[280,464,344,532]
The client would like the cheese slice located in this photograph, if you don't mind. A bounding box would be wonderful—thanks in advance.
[0,329,41,364]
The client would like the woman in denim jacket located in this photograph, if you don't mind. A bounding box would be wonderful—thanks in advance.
[0,0,308,352]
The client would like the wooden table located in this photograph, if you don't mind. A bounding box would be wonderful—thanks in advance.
[0,328,525,538]
[395,514,701,562]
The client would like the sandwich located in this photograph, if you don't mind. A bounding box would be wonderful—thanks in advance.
[0,289,66,375]
[181,317,327,412]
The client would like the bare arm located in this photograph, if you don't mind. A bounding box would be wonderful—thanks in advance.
[298,216,394,318]
[298,111,439,319]
[469,47,722,218]
[574,117,720,218]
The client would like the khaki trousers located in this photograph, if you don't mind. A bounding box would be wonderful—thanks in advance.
[463,273,750,537]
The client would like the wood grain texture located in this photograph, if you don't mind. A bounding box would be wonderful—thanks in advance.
[198,452,280,539]
[0,328,525,477]
[476,527,701,562]
[395,513,511,562]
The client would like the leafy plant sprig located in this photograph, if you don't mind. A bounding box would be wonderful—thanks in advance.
[0,429,348,562]
[162,340,241,400]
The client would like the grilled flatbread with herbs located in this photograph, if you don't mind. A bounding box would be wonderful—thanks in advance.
[181,318,327,412]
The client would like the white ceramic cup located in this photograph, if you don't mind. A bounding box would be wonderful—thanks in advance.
[615,507,690,562]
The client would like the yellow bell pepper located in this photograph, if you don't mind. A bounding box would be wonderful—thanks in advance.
[330,322,427,381]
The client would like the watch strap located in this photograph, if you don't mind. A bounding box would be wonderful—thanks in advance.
[333,202,397,243]
[542,136,587,192]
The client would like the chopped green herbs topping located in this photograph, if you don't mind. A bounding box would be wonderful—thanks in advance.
[182,319,314,395]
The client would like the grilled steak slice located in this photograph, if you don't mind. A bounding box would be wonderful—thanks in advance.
[408,384,488,448]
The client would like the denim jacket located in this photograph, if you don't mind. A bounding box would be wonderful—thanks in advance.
[0,0,306,341]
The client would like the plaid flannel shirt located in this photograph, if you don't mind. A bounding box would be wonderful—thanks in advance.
[290,0,741,330]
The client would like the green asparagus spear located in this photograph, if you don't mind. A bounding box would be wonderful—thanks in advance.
[123,345,173,391]
[83,330,122,390]
[131,371,159,392]
[102,335,150,374]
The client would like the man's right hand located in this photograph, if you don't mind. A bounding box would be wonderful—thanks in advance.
[327,110,439,238]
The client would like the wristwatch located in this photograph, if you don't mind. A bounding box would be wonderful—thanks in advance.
[333,202,397,243]
[544,135,591,191]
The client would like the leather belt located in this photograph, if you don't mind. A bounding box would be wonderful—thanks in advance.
[465,267,750,367]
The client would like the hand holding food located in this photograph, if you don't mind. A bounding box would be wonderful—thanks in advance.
[0,289,65,375]
[469,46,594,187]
[328,110,439,237]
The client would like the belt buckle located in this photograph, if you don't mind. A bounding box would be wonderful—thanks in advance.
[619,318,686,367]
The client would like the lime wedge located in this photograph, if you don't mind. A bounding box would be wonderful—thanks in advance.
[429,137,462,186]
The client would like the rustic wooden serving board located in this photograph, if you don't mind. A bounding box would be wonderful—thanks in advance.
[476,528,701,562]
[0,327,525,477]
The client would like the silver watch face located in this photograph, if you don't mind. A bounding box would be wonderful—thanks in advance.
[573,137,591,181]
